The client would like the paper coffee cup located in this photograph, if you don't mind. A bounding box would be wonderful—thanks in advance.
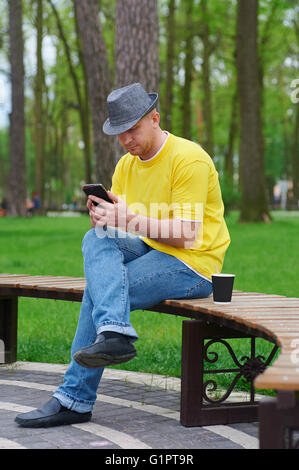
[212,274,235,304]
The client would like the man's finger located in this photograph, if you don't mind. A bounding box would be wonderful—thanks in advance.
[96,219,107,227]
[95,207,106,216]
[88,195,108,206]
[107,191,118,203]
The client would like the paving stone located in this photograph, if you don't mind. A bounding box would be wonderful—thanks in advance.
[0,362,261,450]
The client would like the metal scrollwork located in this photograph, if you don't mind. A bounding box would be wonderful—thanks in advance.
[202,338,278,405]
[203,375,242,404]
[240,355,267,383]
[204,339,244,368]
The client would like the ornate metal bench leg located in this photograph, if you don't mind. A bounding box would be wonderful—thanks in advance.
[180,319,278,427]
[0,297,18,364]
[259,392,299,449]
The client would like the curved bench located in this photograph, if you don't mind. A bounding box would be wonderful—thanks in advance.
[0,273,298,448]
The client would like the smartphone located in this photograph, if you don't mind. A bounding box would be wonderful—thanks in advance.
[82,184,113,205]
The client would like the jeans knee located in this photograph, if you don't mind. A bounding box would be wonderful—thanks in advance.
[82,226,113,255]
[82,228,97,253]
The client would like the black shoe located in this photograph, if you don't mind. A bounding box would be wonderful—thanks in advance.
[15,397,92,428]
[73,331,137,369]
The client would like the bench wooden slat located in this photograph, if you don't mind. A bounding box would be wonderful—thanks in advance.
[0,274,84,280]
[163,299,299,310]
[0,275,86,294]
[263,364,299,372]
[257,320,299,326]
[0,274,85,281]
[246,311,294,320]
[270,357,298,367]
[279,338,299,348]
[2,280,85,285]
[224,311,299,317]
[255,376,299,390]
[261,367,299,375]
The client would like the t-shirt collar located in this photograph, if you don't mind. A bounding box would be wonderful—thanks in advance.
[137,131,169,163]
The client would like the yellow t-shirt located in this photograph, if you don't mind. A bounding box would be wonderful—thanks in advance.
[111,132,230,280]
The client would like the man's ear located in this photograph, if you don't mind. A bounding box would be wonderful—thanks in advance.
[151,109,160,128]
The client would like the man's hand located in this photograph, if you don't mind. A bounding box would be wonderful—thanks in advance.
[87,191,201,248]
[87,191,135,230]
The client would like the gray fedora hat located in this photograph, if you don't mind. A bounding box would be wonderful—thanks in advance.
[103,82,158,136]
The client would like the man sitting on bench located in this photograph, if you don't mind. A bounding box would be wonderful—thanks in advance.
[15,82,230,428]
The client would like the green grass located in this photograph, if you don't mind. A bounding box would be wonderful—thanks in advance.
[1,211,298,396]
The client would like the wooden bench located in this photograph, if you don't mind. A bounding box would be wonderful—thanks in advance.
[1,273,299,448]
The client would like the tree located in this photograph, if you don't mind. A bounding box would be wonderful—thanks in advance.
[291,17,299,204]
[198,0,215,157]
[224,86,238,179]
[236,0,270,222]
[34,0,45,207]
[164,0,176,132]
[181,0,194,140]
[114,0,159,91]
[74,0,115,187]
[48,0,92,185]
[291,101,299,204]
[113,0,159,160]
[7,0,27,216]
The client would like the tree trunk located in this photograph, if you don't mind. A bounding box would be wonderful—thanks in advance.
[292,19,299,205]
[0,138,5,195]
[200,0,214,157]
[164,0,176,132]
[292,102,299,204]
[225,87,238,179]
[74,6,92,184]
[74,0,115,187]
[182,0,194,140]
[49,0,92,184]
[7,0,27,217]
[196,95,204,142]
[114,0,159,92]
[114,0,159,161]
[236,0,270,222]
[34,0,45,208]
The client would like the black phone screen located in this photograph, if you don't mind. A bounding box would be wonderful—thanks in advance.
[82,184,113,204]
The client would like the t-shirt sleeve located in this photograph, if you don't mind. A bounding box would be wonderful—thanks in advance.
[171,161,209,221]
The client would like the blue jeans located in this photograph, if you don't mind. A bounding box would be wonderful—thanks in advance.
[54,227,212,412]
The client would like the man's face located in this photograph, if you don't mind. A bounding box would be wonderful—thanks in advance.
[117,110,159,158]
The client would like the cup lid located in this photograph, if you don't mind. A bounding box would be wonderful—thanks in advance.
[211,273,235,277]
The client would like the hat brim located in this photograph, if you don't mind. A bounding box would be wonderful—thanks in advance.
[102,93,158,136]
